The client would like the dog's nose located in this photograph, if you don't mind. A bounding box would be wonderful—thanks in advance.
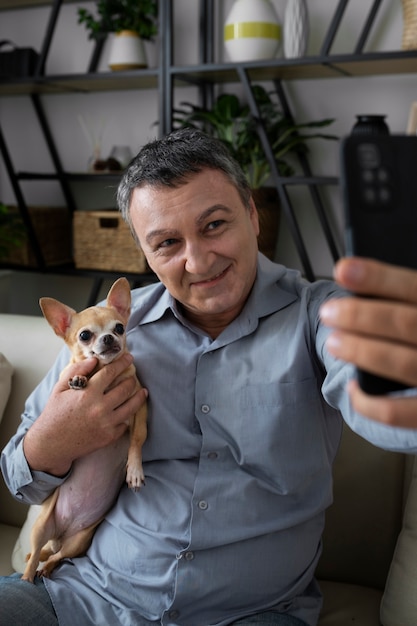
[103,335,114,346]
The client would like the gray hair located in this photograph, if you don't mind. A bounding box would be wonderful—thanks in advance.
[117,128,251,230]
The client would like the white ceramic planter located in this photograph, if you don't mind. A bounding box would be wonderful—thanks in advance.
[224,0,281,62]
[108,30,147,71]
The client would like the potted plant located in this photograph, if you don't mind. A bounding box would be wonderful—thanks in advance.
[0,203,24,261]
[78,0,158,70]
[174,85,336,258]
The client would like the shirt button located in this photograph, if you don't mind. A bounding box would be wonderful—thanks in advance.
[16,492,23,500]
[168,610,180,619]
[207,451,218,460]
[201,404,210,414]
[184,551,194,561]
[198,500,208,510]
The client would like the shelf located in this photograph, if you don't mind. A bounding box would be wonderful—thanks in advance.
[0,0,79,9]
[0,261,157,283]
[0,69,160,96]
[2,50,417,97]
[172,50,417,84]
[18,171,124,182]
[15,171,339,187]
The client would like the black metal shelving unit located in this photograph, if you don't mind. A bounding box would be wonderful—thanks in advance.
[0,0,415,291]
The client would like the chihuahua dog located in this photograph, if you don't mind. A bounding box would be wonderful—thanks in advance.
[21,277,147,583]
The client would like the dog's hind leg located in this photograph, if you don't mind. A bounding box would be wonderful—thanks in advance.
[37,522,99,579]
[21,490,59,583]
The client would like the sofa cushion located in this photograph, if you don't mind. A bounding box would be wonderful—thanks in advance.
[318,580,382,624]
[380,455,417,626]
[0,523,21,576]
[0,352,13,423]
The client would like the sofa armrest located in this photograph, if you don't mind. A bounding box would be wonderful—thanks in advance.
[0,314,62,528]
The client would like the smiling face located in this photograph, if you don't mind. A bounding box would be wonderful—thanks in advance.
[129,168,260,338]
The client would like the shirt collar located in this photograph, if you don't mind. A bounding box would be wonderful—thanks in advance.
[248,253,298,319]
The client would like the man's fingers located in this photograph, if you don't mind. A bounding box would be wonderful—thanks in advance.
[320,297,417,347]
[334,257,417,304]
[348,380,417,427]
[89,353,134,391]
[326,331,417,388]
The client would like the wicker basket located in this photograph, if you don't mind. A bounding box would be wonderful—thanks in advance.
[402,0,417,49]
[3,205,71,267]
[73,210,147,273]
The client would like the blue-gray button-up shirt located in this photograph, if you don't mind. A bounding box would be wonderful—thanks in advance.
[3,255,417,626]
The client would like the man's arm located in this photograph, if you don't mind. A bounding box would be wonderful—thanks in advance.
[320,257,417,427]
[1,352,147,502]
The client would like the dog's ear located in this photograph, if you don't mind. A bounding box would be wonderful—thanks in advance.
[39,297,76,339]
[106,277,131,321]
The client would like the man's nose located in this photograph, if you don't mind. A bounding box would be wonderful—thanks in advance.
[184,241,212,274]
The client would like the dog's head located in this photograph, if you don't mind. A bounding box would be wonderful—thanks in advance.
[39,277,132,365]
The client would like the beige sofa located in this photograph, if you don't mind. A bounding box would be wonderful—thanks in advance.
[0,312,416,625]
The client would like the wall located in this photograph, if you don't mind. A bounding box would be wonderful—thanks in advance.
[0,0,413,313]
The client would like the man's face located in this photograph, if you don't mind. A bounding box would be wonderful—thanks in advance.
[129,169,260,336]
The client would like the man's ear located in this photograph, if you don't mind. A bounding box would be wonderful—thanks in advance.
[249,197,260,237]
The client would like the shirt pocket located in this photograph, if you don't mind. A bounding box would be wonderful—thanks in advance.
[223,378,332,494]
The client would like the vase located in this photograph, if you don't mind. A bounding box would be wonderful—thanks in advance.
[108,31,147,71]
[283,0,309,59]
[401,0,417,49]
[351,115,390,136]
[224,0,281,62]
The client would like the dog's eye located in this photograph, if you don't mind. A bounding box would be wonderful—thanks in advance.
[79,330,92,342]
[115,323,125,336]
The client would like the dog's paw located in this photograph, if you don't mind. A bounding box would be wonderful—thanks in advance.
[69,375,88,389]
[126,465,145,492]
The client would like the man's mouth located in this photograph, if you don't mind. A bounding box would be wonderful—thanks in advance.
[192,266,230,287]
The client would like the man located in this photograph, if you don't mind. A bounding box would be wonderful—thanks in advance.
[1,128,417,626]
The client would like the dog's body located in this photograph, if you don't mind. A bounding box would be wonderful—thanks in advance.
[21,278,147,583]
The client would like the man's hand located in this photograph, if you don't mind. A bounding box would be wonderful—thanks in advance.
[320,257,417,427]
[23,353,148,476]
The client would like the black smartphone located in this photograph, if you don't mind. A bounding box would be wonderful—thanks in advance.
[340,133,417,395]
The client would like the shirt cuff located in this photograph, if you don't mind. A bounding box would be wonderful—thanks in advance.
[12,438,70,504]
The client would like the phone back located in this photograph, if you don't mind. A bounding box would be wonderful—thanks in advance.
[340,134,417,394]
[341,134,417,269]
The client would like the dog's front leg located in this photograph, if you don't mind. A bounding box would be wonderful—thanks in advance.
[126,400,147,491]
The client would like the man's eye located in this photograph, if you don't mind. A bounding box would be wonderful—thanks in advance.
[115,323,125,335]
[207,220,224,231]
[79,330,92,342]
[158,238,178,249]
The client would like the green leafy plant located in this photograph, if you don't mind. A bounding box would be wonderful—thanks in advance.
[78,0,158,40]
[174,85,336,189]
[0,203,25,260]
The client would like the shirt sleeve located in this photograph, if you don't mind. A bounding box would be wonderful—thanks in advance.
[312,283,417,454]
[0,346,71,504]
